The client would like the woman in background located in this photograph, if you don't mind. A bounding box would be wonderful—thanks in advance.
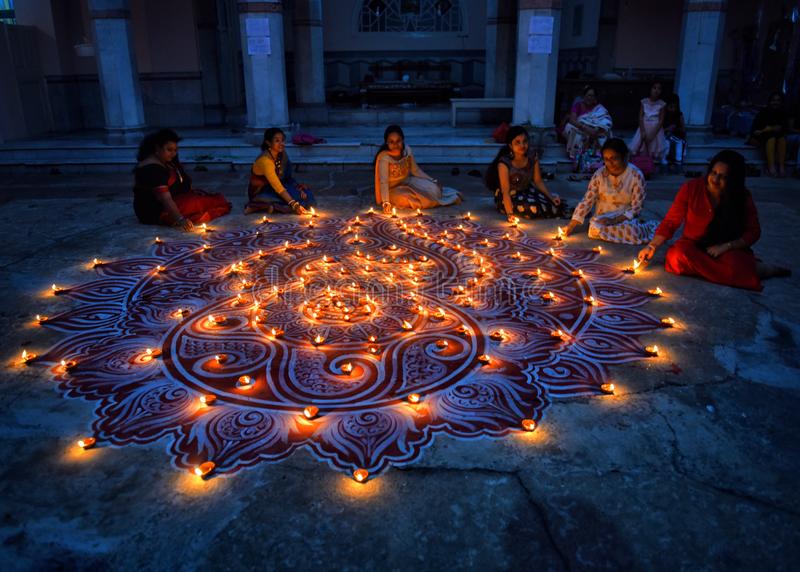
[562,85,613,167]
[630,81,667,162]
[749,92,789,177]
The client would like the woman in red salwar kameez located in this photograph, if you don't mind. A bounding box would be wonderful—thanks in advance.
[133,129,231,231]
[638,150,789,290]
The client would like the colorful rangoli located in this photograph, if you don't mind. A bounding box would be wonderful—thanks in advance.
[35,212,663,480]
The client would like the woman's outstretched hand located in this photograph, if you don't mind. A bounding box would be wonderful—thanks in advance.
[705,243,729,258]
[637,244,656,263]
[564,219,579,237]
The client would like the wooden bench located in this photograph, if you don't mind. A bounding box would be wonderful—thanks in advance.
[451,98,514,127]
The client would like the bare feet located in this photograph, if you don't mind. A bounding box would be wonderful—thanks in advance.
[757,262,791,279]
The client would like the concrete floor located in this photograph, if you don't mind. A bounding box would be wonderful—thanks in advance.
[1,166,798,571]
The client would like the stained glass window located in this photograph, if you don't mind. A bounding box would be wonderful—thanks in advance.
[0,0,15,24]
[360,0,462,33]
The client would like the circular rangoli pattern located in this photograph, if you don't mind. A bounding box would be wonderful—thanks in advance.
[37,212,662,477]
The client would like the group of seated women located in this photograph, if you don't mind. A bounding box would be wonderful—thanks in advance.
[133,125,788,291]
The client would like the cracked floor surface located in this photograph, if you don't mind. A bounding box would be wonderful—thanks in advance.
[1,167,798,571]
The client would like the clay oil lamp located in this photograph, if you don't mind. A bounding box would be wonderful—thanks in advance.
[489,329,507,342]
[236,375,255,390]
[194,461,216,479]
[624,259,641,274]
[600,383,615,394]
[584,295,598,306]
[407,393,421,404]
[341,362,354,375]
[644,345,659,356]
[477,354,492,365]
[435,339,449,349]
[353,469,369,483]
[521,419,537,432]
[200,394,217,406]
[648,286,663,297]
[660,317,676,328]
[303,406,319,419]
[77,437,97,449]
[312,334,325,346]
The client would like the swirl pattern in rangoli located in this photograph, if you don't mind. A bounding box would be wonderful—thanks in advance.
[37,213,662,478]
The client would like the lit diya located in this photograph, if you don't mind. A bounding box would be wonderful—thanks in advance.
[489,329,507,342]
[407,393,421,404]
[200,394,217,406]
[77,437,97,449]
[303,406,319,419]
[660,317,676,328]
[644,345,659,356]
[353,468,369,483]
[600,383,615,394]
[624,259,641,274]
[648,286,663,296]
[194,461,216,478]
[521,419,537,432]
[236,375,255,390]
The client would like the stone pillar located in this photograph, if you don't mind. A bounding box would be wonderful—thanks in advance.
[512,0,561,134]
[238,0,289,134]
[675,0,727,137]
[292,0,327,123]
[89,0,145,144]
[485,0,516,98]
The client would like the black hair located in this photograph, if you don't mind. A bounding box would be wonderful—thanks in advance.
[698,150,749,248]
[582,84,596,96]
[373,124,405,165]
[261,127,286,152]
[485,125,530,191]
[136,128,181,162]
[665,92,681,108]
[601,137,629,160]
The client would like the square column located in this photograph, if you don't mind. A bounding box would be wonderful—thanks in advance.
[485,0,517,98]
[238,0,289,132]
[675,0,727,132]
[512,0,561,129]
[89,0,145,144]
[292,0,327,123]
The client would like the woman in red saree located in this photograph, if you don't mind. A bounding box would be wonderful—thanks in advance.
[638,150,789,290]
[133,129,231,231]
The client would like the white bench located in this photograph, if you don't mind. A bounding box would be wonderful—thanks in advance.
[450,98,514,127]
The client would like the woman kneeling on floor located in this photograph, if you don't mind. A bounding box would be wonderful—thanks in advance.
[638,150,790,290]
[133,129,231,231]
[245,127,315,215]
[565,138,658,244]
[374,125,462,214]
[485,125,567,221]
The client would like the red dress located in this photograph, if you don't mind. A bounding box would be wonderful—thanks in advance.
[134,161,231,226]
[655,177,762,291]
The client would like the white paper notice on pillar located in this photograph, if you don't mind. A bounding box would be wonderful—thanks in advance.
[528,35,552,54]
[529,16,554,35]
[248,36,271,55]
[246,17,270,37]
[528,15,553,54]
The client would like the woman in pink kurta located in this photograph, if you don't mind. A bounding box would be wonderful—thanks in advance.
[638,150,789,290]
[630,82,667,161]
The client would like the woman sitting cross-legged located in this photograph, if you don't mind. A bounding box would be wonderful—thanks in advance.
[565,138,658,244]
[133,129,231,231]
[374,124,462,214]
[245,127,315,215]
[562,84,613,171]
[638,150,790,291]
[485,125,567,221]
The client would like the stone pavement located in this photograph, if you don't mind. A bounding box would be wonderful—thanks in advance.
[0,167,798,571]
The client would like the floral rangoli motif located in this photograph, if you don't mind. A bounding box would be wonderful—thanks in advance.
[37,213,662,478]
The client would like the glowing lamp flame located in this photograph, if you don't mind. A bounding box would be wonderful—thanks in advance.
[236,375,255,389]
[194,461,215,478]
[341,362,354,375]
[645,345,659,356]
[353,468,369,483]
[584,296,598,306]
[303,406,319,419]
[477,354,492,364]
[600,383,615,394]
[490,329,506,341]
[407,393,421,404]
[401,320,413,331]
[521,419,537,432]
[435,339,449,349]
[200,394,217,406]
[649,287,663,296]
[21,349,37,363]
[661,317,676,328]
[313,335,325,346]
[77,437,96,449]
[556,226,565,240]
